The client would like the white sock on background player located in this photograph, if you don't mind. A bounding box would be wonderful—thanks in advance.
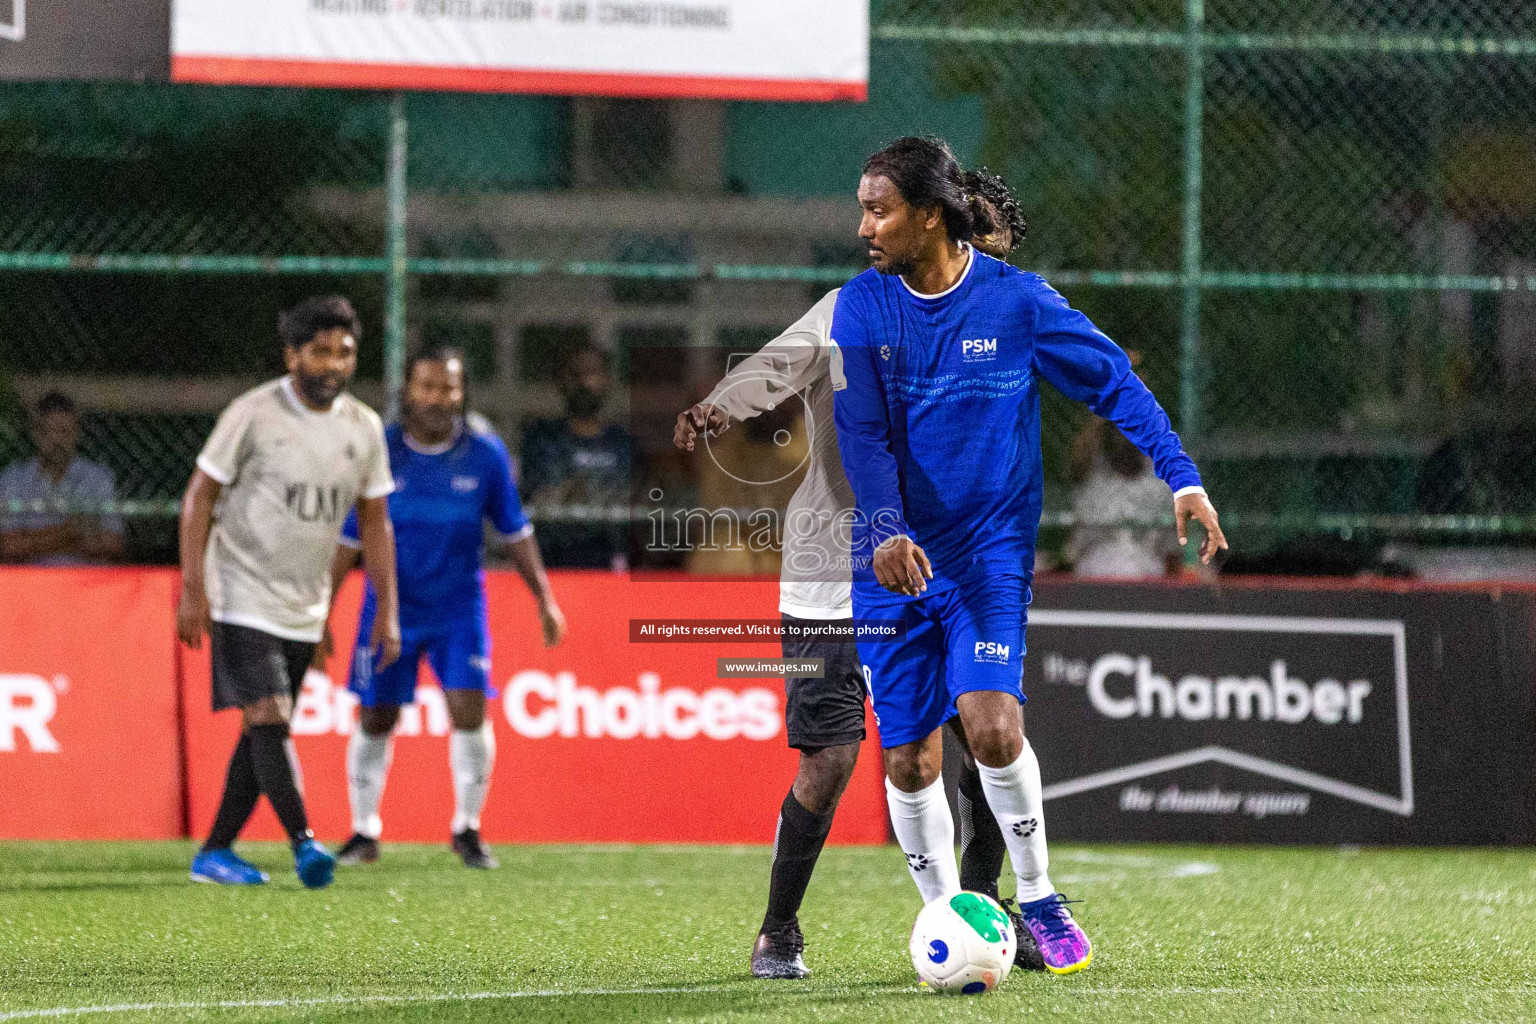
[977,739,1054,904]
[449,721,495,833]
[347,730,393,839]
[886,776,961,904]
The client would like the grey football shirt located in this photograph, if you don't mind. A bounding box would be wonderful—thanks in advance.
[196,377,393,642]
[703,289,855,619]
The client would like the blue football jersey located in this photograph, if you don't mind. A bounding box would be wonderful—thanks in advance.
[342,421,531,627]
[831,248,1202,590]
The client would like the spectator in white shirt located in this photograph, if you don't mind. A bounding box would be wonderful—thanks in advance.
[0,392,123,565]
[1067,420,1182,578]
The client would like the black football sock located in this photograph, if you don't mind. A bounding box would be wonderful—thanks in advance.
[247,723,312,849]
[762,790,836,932]
[202,734,260,853]
[958,761,1007,900]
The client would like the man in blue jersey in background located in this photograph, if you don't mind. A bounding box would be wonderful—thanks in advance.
[832,137,1227,975]
[324,345,567,869]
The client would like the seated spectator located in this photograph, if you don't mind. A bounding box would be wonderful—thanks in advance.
[519,345,632,570]
[0,392,124,565]
[1066,421,1181,578]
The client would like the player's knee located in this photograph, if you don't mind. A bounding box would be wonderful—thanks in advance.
[241,696,289,729]
[445,692,486,732]
[795,744,859,814]
[883,747,938,793]
[794,778,842,816]
[360,704,400,736]
[967,722,1022,768]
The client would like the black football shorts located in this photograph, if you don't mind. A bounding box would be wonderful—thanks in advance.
[210,621,316,712]
[781,613,867,750]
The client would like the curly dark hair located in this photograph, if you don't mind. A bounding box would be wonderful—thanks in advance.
[862,138,1027,254]
[278,295,361,352]
[862,136,975,243]
[961,167,1027,253]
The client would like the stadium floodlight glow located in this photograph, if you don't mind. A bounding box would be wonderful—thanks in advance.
[0,0,23,42]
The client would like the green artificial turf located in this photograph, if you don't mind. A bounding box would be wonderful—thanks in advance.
[0,841,1532,1022]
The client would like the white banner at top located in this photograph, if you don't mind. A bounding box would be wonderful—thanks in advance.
[171,0,868,101]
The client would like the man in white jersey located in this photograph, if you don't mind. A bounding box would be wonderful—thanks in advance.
[178,296,401,890]
[674,176,1034,978]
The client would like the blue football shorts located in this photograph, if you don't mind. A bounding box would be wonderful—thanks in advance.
[852,573,1029,749]
[348,604,495,708]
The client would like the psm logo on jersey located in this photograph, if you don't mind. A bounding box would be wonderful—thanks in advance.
[879,344,891,361]
[962,338,998,362]
[452,475,479,493]
[975,640,1010,663]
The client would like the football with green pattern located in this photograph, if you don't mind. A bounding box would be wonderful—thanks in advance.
[909,891,1016,994]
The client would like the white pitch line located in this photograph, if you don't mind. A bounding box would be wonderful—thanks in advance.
[3,983,1533,1019]
[0,988,741,1021]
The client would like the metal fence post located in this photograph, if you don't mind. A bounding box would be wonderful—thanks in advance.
[384,90,409,422]
[1179,0,1205,443]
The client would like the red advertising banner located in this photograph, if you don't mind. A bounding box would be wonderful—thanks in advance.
[182,571,889,846]
[0,568,182,840]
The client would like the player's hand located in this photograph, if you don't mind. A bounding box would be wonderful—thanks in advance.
[1175,491,1228,565]
[310,625,334,672]
[539,601,567,647]
[370,616,402,671]
[673,403,730,451]
[873,535,932,596]
[176,584,212,649]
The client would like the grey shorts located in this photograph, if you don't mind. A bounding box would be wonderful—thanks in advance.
[210,622,315,712]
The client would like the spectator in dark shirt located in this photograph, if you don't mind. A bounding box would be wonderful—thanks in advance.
[0,392,124,565]
[519,344,632,570]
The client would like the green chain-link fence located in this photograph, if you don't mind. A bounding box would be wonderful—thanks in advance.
[2,0,1534,568]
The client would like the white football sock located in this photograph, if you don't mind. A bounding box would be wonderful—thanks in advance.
[885,775,961,904]
[450,722,495,834]
[346,729,393,839]
[977,739,1054,904]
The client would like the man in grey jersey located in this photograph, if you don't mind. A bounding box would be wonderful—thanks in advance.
[178,296,401,890]
[675,174,1034,978]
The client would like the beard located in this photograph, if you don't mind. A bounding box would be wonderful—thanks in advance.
[293,369,348,408]
[404,400,459,440]
[868,246,915,276]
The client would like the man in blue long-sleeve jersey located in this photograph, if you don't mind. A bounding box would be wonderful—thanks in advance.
[831,137,1227,975]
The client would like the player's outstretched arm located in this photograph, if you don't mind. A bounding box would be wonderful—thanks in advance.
[1031,285,1227,563]
[673,403,730,451]
[356,496,401,669]
[503,534,566,647]
[1175,490,1227,564]
[481,431,562,644]
[675,306,832,452]
[175,469,221,648]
